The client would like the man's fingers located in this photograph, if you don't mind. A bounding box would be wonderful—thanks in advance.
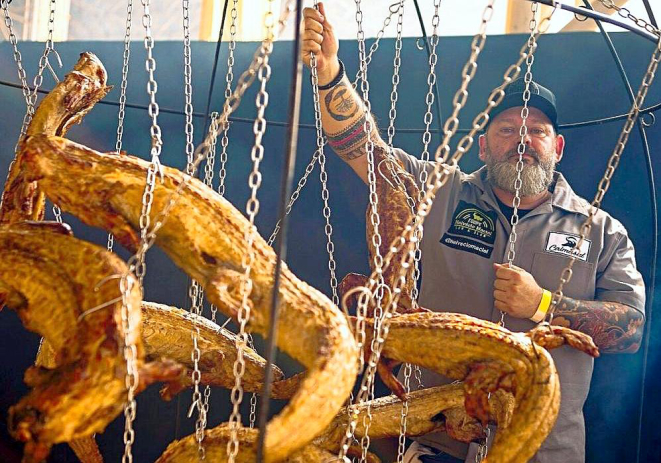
[493,279,509,291]
[493,289,508,302]
[302,29,323,45]
[494,263,519,280]
[303,39,322,54]
[304,17,324,34]
[303,6,323,23]
[494,300,509,312]
[318,2,328,20]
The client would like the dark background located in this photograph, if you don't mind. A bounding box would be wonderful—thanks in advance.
[0,31,660,462]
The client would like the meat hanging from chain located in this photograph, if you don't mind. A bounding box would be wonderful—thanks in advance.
[0,222,182,462]
[18,133,359,462]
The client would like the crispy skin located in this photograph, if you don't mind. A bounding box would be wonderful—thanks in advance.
[141,301,297,400]
[20,135,359,462]
[364,312,598,463]
[0,52,111,224]
[314,383,514,452]
[339,146,422,315]
[155,424,340,463]
[0,52,112,463]
[0,222,181,462]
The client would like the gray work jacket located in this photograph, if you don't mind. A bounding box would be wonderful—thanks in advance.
[392,149,646,463]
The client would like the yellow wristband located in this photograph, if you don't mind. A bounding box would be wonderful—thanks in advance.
[531,289,552,323]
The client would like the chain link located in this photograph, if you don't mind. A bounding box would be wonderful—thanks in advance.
[217,0,239,197]
[227,1,276,459]
[1,0,63,221]
[546,33,661,325]
[597,0,661,36]
[351,1,404,88]
[337,2,388,461]
[339,3,545,458]
[500,1,539,330]
[267,148,321,246]
[309,2,340,308]
[108,0,134,252]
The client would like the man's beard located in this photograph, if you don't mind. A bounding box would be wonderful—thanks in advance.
[485,144,556,197]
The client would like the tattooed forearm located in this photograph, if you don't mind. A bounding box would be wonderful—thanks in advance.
[552,296,644,353]
[326,113,383,162]
[324,82,359,121]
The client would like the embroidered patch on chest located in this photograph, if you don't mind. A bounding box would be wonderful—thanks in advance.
[440,201,497,258]
[545,232,591,262]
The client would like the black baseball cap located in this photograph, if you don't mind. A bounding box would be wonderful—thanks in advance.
[487,77,558,130]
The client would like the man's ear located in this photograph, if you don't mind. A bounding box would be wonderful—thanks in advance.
[478,133,487,162]
[555,133,565,163]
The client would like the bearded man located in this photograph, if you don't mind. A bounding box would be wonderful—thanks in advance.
[301,4,645,463]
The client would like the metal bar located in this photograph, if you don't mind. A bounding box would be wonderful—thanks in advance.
[530,0,659,42]
[578,3,658,463]
[255,1,305,461]
[412,0,445,132]
[1,77,659,132]
[202,0,230,138]
[642,0,658,28]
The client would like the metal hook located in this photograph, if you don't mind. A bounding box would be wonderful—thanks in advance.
[93,273,124,291]
[641,112,656,127]
[45,48,63,83]
[416,37,426,50]
[377,158,398,190]
[77,296,124,321]
[389,1,402,14]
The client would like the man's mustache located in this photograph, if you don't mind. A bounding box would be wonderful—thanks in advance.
[506,146,540,162]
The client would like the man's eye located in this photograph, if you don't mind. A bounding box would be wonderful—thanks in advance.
[531,127,547,136]
[500,127,515,134]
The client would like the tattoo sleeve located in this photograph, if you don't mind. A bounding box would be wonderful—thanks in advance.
[552,296,644,353]
[324,82,359,121]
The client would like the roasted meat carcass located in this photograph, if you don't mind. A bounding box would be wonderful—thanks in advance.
[18,134,359,462]
[362,313,598,463]
[339,145,424,316]
[0,222,181,462]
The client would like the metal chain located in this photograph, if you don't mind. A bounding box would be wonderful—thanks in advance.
[217,0,239,197]
[267,148,321,246]
[546,34,661,325]
[340,3,542,457]
[338,1,388,461]
[352,1,404,87]
[396,363,412,463]
[118,270,139,463]
[108,0,134,252]
[142,0,163,173]
[412,0,441,309]
[227,1,276,459]
[500,1,539,329]
[180,0,208,457]
[597,0,661,36]
[119,1,166,460]
[310,1,340,307]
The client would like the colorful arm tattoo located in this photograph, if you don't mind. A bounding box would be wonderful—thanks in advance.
[553,296,644,353]
[326,113,371,161]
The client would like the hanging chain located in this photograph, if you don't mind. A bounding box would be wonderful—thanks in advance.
[108,0,134,252]
[500,1,539,330]
[396,363,412,463]
[217,0,239,197]
[227,1,276,459]
[352,1,404,87]
[267,149,321,245]
[339,3,545,458]
[2,0,63,222]
[310,0,340,307]
[179,0,208,458]
[545,34,661,325]
[338,1,388,461]
[597,0,661,36]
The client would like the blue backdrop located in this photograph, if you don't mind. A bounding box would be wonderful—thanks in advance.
[0,32,660,462]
